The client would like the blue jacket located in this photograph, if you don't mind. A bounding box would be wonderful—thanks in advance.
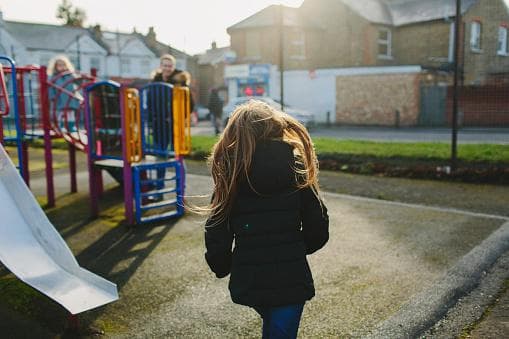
[48,73,81,111]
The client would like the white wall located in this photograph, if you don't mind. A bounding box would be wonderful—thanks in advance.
[66,35,107,74]
[106,39,159,78]
[270,65,422,123]
[0,28,28,65]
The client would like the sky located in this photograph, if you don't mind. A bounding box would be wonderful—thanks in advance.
[1,0,305,55]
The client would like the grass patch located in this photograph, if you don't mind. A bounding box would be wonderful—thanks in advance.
[188,136,508,183]
[190,136,508,164]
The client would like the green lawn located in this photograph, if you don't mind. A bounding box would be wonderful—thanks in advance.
[191,136,509,164]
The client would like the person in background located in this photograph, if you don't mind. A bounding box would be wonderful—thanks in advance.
[207,88,223,135]
[152,54,194,110]
[47,55,81,132]
[203,100,329,338]
[149,54,195,151]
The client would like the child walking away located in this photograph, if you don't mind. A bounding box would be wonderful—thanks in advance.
[204,100,329,338]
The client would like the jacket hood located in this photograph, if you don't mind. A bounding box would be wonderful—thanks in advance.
[241,139,296,195]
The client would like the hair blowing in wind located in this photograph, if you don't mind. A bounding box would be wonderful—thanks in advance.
[204,100,321,224]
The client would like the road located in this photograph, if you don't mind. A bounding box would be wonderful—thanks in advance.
[192,120,509,144]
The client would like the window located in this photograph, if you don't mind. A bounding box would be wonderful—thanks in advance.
[140,59,151,75]
[498,26,508,56]
[470,21,482,51]
[377,28,392,59]
[289,28,305,60]
[448,22,455,62]
[90,57,101,72]
[121,58,131,74]
[245,31,261,59]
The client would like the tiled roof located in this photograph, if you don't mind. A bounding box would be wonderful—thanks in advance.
[100,31,155,55]
[341,0,478,26]
[228,0,485,32]
[227,4,324,32]
[197,46,231,65]
[144,39,190,59]
[3,19,189,58]
[4,20,90,51]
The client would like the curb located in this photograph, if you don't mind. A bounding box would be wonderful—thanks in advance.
[365,221,509,338]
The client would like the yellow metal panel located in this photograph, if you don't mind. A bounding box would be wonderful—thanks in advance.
[172,87,192,156]
[123,88,142,163]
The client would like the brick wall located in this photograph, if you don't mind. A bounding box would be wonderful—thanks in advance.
[462,0,509,84]
[446,85,509,126]
[336,73,420,126]
[394,21,452,68]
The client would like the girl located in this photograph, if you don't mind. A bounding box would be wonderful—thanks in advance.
[47,55,81,132]
[204,100,329,338]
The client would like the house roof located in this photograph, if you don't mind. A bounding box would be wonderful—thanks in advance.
[227,4,323,32]
[4,20,93,51]
[3,18,190,59]
[340,0,478,26]
[340,0,393,25]
[139,37,190,59]
[197,46,232,65]
[100,31,155,55]
[388,0,478,26]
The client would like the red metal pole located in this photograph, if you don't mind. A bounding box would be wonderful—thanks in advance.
[69,143,77,193]
[84,88,99,217]
[0,118,4,144]
[38,66,55,207]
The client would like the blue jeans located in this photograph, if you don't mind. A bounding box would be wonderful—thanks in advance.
[254,303,305,339]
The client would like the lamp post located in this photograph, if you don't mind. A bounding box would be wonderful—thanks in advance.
[279,4,285,111]
[76,35,81,71]
[451,0,461,170]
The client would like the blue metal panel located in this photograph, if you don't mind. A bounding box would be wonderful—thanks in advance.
[84,81,122,160]
[131,159,184,224]
[0,56,24,178]
[140,82,175,158]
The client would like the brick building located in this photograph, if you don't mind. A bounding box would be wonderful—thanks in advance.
[226,0,509,125]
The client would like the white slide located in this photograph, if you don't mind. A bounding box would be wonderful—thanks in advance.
[0,144,118,314]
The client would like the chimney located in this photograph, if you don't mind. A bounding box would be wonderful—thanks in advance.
[92,24,102,40]
[211,41,217,50]
[146,26,156,47]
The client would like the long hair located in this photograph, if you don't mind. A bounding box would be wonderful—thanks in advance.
[206,100,321,225]
[47,54,75,76]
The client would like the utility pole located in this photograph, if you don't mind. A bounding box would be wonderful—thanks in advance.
[451,0,461,170]
[76,35,81,71]
[279,4,285,111]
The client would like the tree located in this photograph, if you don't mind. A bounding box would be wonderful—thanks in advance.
[56,0,87,27]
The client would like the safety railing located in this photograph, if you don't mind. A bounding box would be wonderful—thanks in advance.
[123,87,142,163]
[173,86,192,156]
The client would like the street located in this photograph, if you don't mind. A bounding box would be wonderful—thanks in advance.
[191,120,509,144]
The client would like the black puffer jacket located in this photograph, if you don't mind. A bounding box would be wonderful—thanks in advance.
[205,140,329,307]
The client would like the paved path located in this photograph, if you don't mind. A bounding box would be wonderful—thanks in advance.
[21,172,509,337]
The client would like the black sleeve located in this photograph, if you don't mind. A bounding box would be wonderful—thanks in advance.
[301,187,329,254]
[204,217,233,278]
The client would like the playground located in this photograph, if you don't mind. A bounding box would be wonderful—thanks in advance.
[1,56,509,337]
